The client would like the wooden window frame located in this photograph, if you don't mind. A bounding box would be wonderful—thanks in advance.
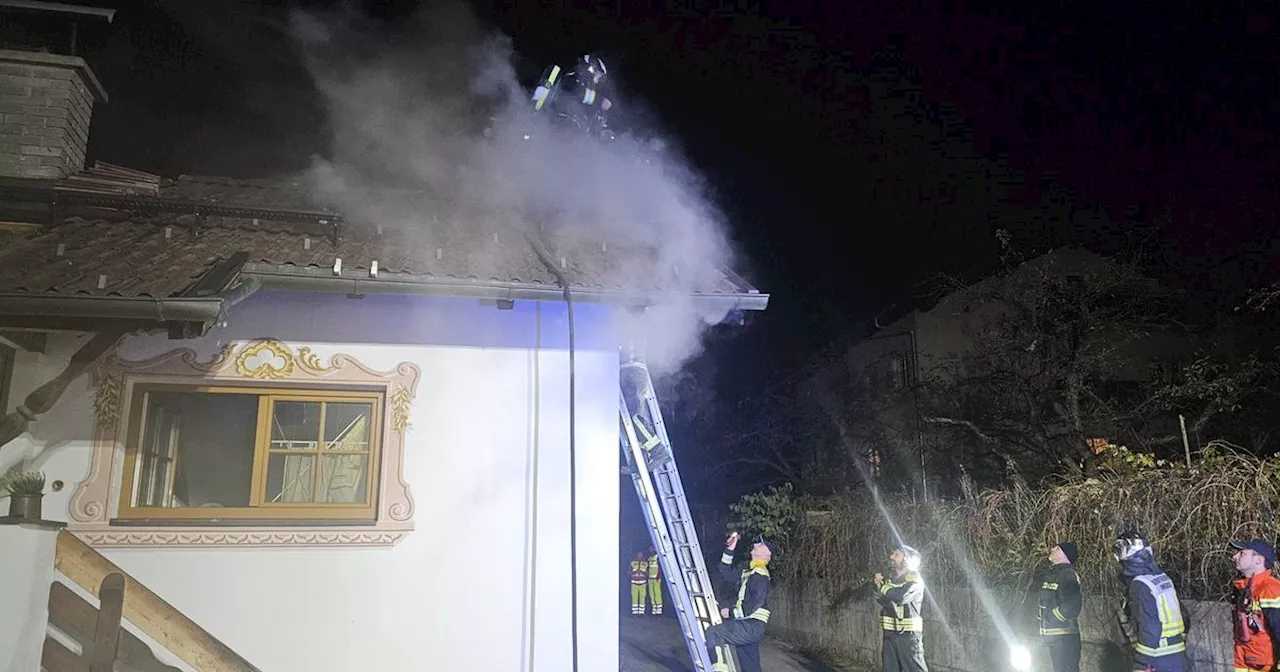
[68,338,420,549]
[116,384,385,523]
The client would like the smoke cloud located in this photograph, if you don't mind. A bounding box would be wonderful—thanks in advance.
[287,1,743,374]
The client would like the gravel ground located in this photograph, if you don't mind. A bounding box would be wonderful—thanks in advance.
[618,615,870,671]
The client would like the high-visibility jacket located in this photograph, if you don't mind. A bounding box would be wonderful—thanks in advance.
[1232,571,1280,671]
[648,554,661,580]
[876,571,925,633]
[1119,568,1187,665]
[1039,562,1083,636]
[629,560,648,585]
[716,550,772,623]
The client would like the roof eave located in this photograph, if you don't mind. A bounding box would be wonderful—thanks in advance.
[242,264,770,312]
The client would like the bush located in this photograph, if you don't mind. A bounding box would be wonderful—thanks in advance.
[780,444,1280,602]
[727,482,803,550]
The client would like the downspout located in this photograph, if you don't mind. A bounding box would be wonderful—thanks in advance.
[524,232,580,672]
[520,303,543,672]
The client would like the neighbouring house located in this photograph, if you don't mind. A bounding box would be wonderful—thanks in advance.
[807,247,1211,494]
[0,7,768,672]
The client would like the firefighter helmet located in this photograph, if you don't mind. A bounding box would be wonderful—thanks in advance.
[1113,530,1151,561]
[581,54,607,83]
[899,544,922,572]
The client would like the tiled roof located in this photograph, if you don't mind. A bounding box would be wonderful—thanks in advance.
[0,175,762,304]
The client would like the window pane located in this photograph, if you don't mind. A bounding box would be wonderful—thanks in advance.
[320,454,369,503]
[324,402,373,452]
[271,401,321,450]
[134,392,257,508]
[266,454,316,503]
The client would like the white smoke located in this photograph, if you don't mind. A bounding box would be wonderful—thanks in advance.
[288,1,742,374]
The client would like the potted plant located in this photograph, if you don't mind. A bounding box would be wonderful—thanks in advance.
[4,471,46,520]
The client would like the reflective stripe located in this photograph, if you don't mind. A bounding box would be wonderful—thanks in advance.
[1042,582,1059,590]
[1052,607,1065,621]
[583,88,597,105]
[1258,597,1280,608]
[1134,574,1186,636]
[1133,639,1186,657]
[1039,627,1077,636]
[633,418,662,449]
[880,616,923,632]
[1131,573,1186,656]
[721,552,734,565]
[748,608,770,622]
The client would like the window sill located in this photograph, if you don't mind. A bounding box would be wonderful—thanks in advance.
[66,521,413,548]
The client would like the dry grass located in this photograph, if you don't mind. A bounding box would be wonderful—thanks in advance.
[787,448,1280,602]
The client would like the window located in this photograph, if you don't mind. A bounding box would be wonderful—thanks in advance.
[118,385,383,523]
[889,351,908,390]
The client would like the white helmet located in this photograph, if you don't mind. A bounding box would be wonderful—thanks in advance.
[1113,530,1151,561]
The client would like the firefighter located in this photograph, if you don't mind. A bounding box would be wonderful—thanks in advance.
[530,53,614,137]
[1114,530,1187,672]
[628,551,648,616]
[876,544,928,672]
[1039,541,1083,672]
[647,545,663,616]
[705,531,776,672]
[1229,538,1280,671]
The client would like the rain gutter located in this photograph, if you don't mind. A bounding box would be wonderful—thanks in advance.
[242,263,771,312]
[0,277,261,324]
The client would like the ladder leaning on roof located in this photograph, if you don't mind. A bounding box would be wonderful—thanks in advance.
[619,349,737,672]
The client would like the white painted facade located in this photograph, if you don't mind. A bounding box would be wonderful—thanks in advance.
[3,290,621,671]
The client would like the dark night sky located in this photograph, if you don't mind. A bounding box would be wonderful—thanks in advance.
[68,0,1280,389]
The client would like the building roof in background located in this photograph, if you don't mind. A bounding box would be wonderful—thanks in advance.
[0,167,767,311]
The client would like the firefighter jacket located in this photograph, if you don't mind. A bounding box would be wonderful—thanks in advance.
[1039,562,1083,637]
[717,550,772,623]
[1231,571,1280,671]
[877,570,925,633]
[1118,553,1187,666]
[648,554,661,580]
[629,560,648,585]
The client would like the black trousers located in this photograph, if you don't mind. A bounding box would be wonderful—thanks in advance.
[705,618,765,672]
[882,632,928,672]
[1044,633,1081,672]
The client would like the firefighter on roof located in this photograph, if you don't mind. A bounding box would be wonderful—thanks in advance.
[647,545,663,616]
[1114,530,1187,671]
[1039,541,1083,672]
[1229,538,1280,671]
[530,53,614,137]
[628,551,648,616]
[705,532,775,672]
[876,544,928,672]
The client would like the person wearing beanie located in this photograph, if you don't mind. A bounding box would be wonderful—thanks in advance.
[1039,542,1083,672]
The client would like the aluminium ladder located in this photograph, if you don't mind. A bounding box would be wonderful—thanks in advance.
[619,354,737,672]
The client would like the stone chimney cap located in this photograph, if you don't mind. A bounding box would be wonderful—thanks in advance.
[0,48,107,103]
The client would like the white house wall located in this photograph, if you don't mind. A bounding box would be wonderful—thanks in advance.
[17,291,620,672]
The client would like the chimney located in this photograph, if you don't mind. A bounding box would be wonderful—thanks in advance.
[0,2,113,180]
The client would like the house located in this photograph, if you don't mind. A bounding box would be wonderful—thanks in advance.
[820,247,1207,493]
[0,7,768,671]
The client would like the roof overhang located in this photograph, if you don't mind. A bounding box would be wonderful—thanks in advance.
[242,263,770,313]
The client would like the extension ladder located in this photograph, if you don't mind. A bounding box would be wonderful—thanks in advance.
[619,355,736,672]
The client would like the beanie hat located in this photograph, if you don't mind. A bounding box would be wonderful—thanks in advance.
[1057,542,1079,565]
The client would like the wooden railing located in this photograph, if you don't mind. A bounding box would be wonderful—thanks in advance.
[43,573,181,672]
[46,530,260,672]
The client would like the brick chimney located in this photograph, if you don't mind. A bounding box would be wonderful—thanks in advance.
[0,49,106,180]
